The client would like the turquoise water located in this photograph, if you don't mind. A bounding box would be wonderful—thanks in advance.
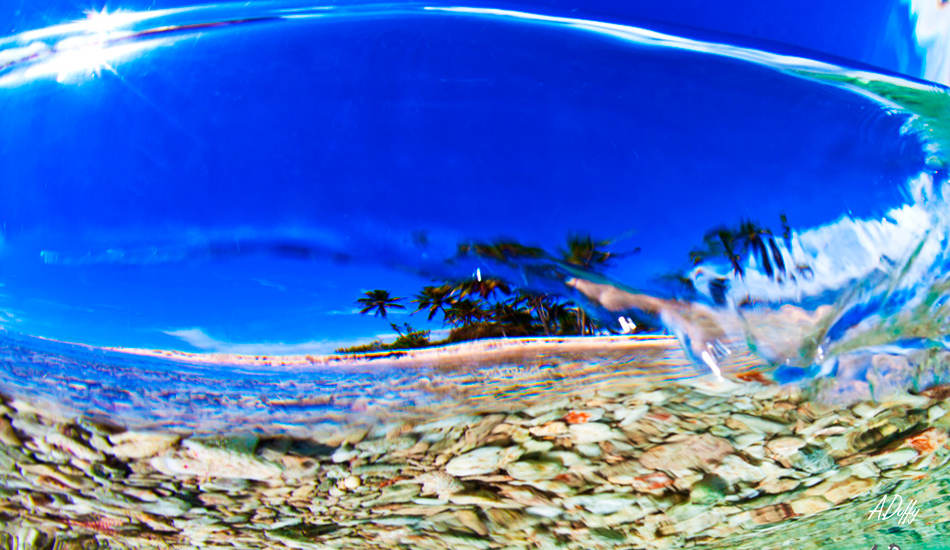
[2,3,950,549]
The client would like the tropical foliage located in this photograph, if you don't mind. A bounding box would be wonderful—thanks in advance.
[336,233,631,353]
[561,233,638,270]
[677,214,813,305]
[356,289,405,318]
[337,219,809,353]
[688,216,805,282]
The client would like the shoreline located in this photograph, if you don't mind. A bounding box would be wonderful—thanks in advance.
[100,334,683,368]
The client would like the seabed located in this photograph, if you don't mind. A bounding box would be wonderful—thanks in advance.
[0,336,949,549]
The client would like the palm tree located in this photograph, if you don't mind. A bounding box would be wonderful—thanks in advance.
[767,237,787,279]
[545,301,572,335]
[520,291,555,336]
[567,302,599,335]
[356,290,405,318]
[455,277,511,301]
[411,284,454,322]
[780,213,792,247]
[458,240,546,263]
[561,234,637,335]
[691,218,793,282]
[690,226,743,277]
[488,299,536,336]
[561,234,615,271]
[444,299,487,327]
[733,220,782,280]
[656,272,698,301]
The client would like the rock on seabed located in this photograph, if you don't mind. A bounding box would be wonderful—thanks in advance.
[445,446,524,477]
[150,440,282,480]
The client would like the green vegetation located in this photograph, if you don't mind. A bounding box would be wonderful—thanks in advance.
[336,219,806,354]
[688,217,794,281]
[336,322,434,354]
[676,215,811,305]
[335,234,631,354]
[335,280,608,353]
[355,289,405,318]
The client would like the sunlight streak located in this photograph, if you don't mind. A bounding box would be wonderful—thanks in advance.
[701,349,724,381]
[425,6,942,94]
[6,6,195,46]
[0,7,183,86]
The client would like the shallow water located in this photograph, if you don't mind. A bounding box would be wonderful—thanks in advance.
[2,2,950,549]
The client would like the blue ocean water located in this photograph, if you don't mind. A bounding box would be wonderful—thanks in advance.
[2,3,950,549]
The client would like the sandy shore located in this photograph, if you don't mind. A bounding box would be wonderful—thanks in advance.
[101,334,685,368]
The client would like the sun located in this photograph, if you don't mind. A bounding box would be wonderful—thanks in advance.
[45,6,135,83]
[0,4,191,86]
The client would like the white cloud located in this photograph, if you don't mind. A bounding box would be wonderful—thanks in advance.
[164,328,374,355]
[371,327,452,340]
[0,309,21,324]
[251,278,287,291]
[429,328,452,339]
[691,181,945,307]
[326,308,362,315]
[908,0,950,85]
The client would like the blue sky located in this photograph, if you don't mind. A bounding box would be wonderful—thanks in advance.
[0,1,940,352]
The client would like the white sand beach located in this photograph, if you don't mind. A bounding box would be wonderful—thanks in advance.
[102,334,684,369]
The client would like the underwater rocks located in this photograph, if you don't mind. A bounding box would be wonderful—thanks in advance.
[104,432,178,460]
[639,434,732,475]
[445,446,524,477]
[150,439,282,481]
[1,373,949,550]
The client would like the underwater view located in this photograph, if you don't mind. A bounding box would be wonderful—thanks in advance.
[3,1,950,548]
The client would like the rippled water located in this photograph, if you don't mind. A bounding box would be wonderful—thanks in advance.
[2,3,950,549]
